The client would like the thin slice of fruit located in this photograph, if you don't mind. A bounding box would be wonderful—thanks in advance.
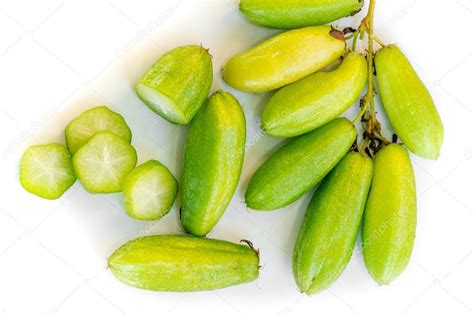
[20,143,76,199]
[122,160,178,220]
[65,106,132,154]
[73,131,137,193]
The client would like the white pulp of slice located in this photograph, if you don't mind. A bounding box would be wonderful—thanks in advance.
[136,84,187,124]
[73,132,136,193]
[129,169,176,218]
[20,144,76,199]
[29,154,71,188]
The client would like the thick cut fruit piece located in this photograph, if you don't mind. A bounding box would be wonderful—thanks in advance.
[223,26,345,92]
[122,160,178,221]
[262,52,367,137]
[136,45,213,125]
[73,131,137,193]
[108,235,259,292]
[293,152,373,294]
[20,144,76,199]
[240,0,363,29]
[362,144,416,285]
[375,45,443,159]
[245,118,357,210]
[65,106,131,154]
[181,91,246,236]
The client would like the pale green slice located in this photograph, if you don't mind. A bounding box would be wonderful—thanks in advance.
[122,160,178,220]
[73,131,137,193]
[65,106,132,154]
[20,144,76,199]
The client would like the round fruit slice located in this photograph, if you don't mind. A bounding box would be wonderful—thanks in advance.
[122,160,178,220]
[65,106,132,154]
[73,131,137,193]
[20,143,76,199]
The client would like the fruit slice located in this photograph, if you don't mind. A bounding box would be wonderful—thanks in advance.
[122,160,178,220]
[65,106,132,154]
[20,144,76,199]
[73,131,137,193]
[136,45,213,125]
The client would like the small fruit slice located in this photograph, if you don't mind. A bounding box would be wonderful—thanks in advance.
[73,131,137,193]
[65,106,132,154]
[20,144,76,199]
[122,160,178,221]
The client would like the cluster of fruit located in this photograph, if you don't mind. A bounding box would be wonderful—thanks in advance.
[20,0,443,294]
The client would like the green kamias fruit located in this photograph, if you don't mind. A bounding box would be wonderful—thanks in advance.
[136,45,213,124]
[240,0,363,29]
[108,235,259,292]
[223,26,345,92]
[375,45,443,159]
[262,52,367,137]
[362,144,416,285]
[245,118,356,210]
[181,91,246,236]
[293,152,373,294]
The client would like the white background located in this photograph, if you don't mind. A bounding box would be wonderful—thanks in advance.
[0,0,473,315]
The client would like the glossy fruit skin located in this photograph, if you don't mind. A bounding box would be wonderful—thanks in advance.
[362,144,416,285]
[245,118,356,210]
[262,52,367,137]
[136,45,213,124]
[181,91,246,237]
[223,26,345,92]
[375,45,443,159]
[240,0,363,29]
[108,235,259,292]
[293,152,373,294]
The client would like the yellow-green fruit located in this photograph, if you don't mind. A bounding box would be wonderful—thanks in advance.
[293,152,373,294]
[375,45,443,159]
[240,0,363,29]
[223,26,345,92]
[362,144,416,285]
[108,235,259,292]
[181,91,246,237]
[245,118,356,210]
[136,45,213,124]
[262,52,367,137]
